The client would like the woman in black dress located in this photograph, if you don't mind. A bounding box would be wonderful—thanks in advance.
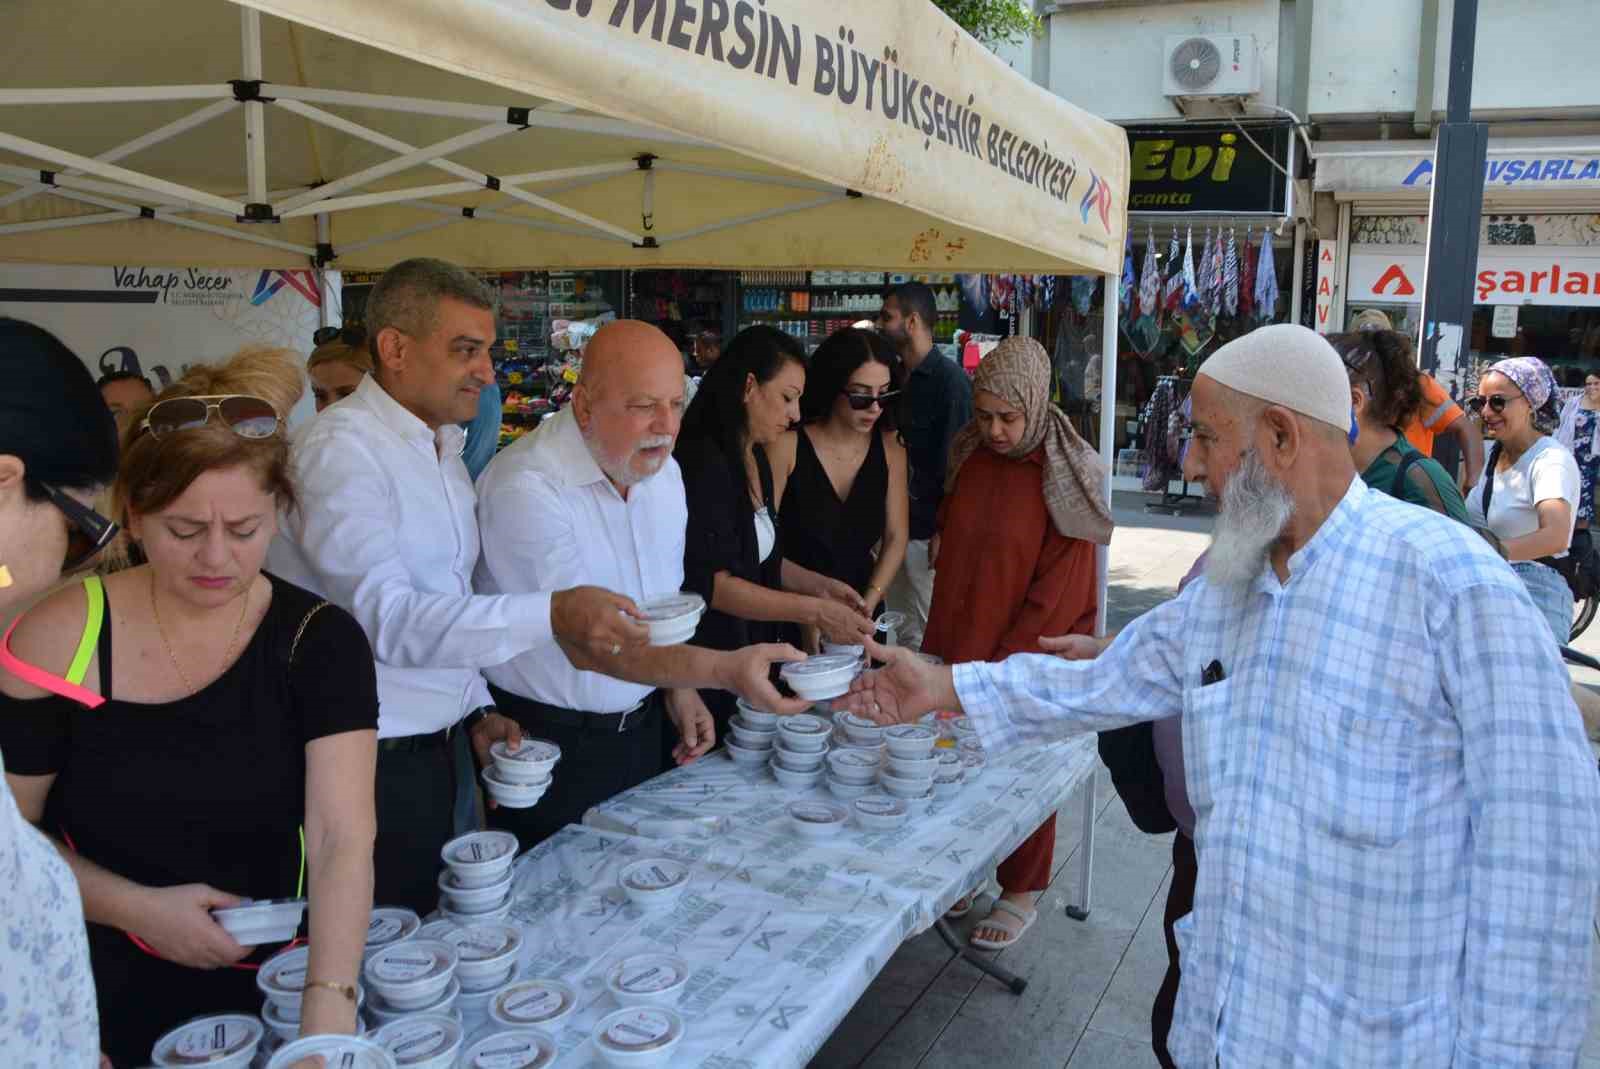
[0,347,378,1066]
[675,326,876,735]
[781,328,909,642]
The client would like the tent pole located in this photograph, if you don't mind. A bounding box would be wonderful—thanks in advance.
[275,122,525,212]
[241,8,267,204]
[497,184,642,244]
[0,165,233,217]
[501,162,637,185]
[413,201,620,242]
[336,217,463,256]
[315,214,336,329]
[0,130,244,215]
[151,211,316,256]
[0,211,134,235]
[0,85,232,105]
[279,182,484,218]
[652,162,843,194]
[0,100,235,211]
[652,194,847,245]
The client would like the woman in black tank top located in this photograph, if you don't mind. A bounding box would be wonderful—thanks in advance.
[781,329,910,636]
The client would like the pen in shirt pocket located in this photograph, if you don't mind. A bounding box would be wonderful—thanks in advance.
[1201,659,1226,686]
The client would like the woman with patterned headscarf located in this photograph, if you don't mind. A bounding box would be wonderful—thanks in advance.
[922,336,1112,951]
[1465,356,1581,643]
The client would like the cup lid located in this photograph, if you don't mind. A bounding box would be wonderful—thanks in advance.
[440,922,521,963]
[461,1029,558,1069]
[639,592,706,621]
[152,1013,263,1063]
[853,795,908,817]
[442,830,518,868]
[258,945,311,997]
[211,897,305,919]
[596,1007,684,1052]
[831,750,880,769]
[780,654,859,678]
[608,953,689,995]
[266,1035,393,1069]
[840,713,881,730]
[620,858,690,893]
[364,906,422,951]
[491,739,561,766]
[776,713,829,735]
[372,1014,463,1065]
[365,939,456,988]
[492,979,576,1026]
[788,801,849,825]
[885,724,936,742]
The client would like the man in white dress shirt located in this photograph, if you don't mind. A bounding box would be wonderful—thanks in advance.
[477,320,809,847]
[269,259,653,913]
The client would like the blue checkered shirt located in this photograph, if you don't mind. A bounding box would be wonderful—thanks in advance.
[955,477,1600,1068]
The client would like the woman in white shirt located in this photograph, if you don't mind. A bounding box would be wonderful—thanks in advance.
[1465,356,1580,644]
[0,318,118,1068]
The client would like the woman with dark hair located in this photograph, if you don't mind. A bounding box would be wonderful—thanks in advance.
[1,346,378,1065]
[1330,330,1468,522]
[781,329,909,635]
[1556,369,1600,531]
[0,317,118,1068]
[675,326,875,734]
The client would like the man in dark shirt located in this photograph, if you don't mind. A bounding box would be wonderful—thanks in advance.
[876,281,972,650]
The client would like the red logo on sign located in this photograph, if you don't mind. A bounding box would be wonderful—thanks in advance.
[1374,264,1417,296]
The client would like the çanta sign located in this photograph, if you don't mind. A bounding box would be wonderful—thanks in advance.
[1124,121,1290,215]
[1348,246,1600,308]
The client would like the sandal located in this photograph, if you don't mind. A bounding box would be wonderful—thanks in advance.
[969,899,1037,952]
[944,886,983,920]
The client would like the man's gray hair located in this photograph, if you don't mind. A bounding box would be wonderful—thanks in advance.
[365,258,494,360]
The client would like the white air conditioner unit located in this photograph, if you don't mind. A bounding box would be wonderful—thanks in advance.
[1162,34,1260,98]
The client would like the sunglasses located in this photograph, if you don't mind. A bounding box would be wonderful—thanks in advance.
[312,323,368,347]
[140,395,282,440]
[40,483,119,573]
[1338,345,1377,372]
[1467,394,1517,416]
[842,389,901,412]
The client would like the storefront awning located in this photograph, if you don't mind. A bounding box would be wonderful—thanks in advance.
[0,0,1130,274]
[1313,136,1600,199]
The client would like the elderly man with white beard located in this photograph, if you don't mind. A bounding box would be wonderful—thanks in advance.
[475,320,809,849]
[840,324,1600,1069]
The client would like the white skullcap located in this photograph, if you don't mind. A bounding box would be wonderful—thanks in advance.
[1196,324,1352,432]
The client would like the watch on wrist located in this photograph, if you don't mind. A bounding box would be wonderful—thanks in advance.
[462,707,492,733]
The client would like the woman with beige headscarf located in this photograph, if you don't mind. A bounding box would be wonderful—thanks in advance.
[922,336,1112,951]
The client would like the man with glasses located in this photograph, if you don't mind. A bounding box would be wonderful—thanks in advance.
[876,281,971,651]
[269,258,654,914]
[475,319,810,849]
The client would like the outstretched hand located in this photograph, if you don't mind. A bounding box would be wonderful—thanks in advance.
[831,637,960,725]
[718,644,813,714]
[1038,633,1111,661]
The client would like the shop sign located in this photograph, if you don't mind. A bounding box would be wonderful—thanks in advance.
[1491,304,1519,339]
[1348,246,1600,308]
[1314,240,1339,333]
[1124,122,1291,215]
[1314,140,1600,194]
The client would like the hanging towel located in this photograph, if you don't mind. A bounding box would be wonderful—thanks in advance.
[1138,226,1160,318]
[1237,225,1257,323]
[1223,228,1240,318]
[1181,226,1200,311]
[1254,230,1279,323]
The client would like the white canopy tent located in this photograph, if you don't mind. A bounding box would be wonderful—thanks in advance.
[1,0,1129,911]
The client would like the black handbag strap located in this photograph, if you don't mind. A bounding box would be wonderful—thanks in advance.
[1480,442,1503,522]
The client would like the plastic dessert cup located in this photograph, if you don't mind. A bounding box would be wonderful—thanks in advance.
[883,724,939,759]
[592,1006,686,1067]
[827,776,875,801]
[771,743,827,772]
[852,794,910,831]
[884,753,940,778]
[441,922,523,992]
[151,1013,263,1069]
[774,713,832,753]
[440,830,518,889]
[787,800,850,840]
[481,765,551,809]
[639,592,706,646]
[371,1013,464,1069]
[769,761,825,790]
[778,654,861,702]
[724,737,771,767]
[437,867,514,914]
[264,1034,396,1069]
[827,748,881,784]
[459,1029,559,1069]
[727,715,778,749]
[489,739,562,784]
[605,952,690,1008]
[619,858,691,913]
[364,977,462,1028]
[363,939,458,1012]
[257,944,312,1021]
[490,979,578,1031]
[733,699,779,729]
[210,898,305,948]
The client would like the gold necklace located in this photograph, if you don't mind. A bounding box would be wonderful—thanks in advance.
[151,572,249,694]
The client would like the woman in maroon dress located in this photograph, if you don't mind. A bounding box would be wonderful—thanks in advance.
[921,336,1113,950]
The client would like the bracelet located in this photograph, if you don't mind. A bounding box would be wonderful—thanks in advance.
[304,980,357,1003]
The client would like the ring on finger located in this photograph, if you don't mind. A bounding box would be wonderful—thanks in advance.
[610,643,622,656]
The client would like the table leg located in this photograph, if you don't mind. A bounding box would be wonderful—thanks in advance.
[1065,766,1095,921]
[933,917,1028,995]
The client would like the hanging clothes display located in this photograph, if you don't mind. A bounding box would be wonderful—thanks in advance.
[1119,233,1135,317]
[1223,228,1239,318]
[1237,225,1257,323]
[1207,227,1226,319]
[1162,227,1184,317]
[1254,228,1279,323]
[1138,226,1160,319]
[1181,227,1200,311]
[1141,376,1180,492]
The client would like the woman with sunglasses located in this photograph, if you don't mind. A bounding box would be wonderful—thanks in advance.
[675,326,876,737]
[0,347,378,1066]
[0,318,118,1067]
[1464,357,1581,644]
[921,336,1112,952]
[780,329,910,643]
[1330,330,1469,523]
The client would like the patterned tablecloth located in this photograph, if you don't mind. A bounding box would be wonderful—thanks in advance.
[484,735,1099,1067]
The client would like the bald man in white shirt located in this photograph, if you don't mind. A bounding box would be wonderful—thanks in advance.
[476,320,808,848]
[269,259,658,912]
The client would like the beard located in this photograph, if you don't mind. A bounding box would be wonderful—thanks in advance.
[584,425,674,488]
[1205,448,1295,592]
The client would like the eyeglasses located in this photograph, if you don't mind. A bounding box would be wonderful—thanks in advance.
[842,389,901,412]
[140,395,282,440]
[312,323,368,347]
[1467,394,1517,416]
[40,483,119,573]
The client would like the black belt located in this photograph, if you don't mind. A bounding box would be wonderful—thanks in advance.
[488,684,660,736]
[378,726,453,753]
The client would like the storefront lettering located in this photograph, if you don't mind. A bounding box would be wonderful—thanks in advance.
[1125,124,1286,214]
[1129,134,1238,185]
[1402,156,1600,188]
[1476,265,1600,302]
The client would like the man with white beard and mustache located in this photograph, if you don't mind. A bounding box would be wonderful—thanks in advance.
[474,320,810,849]
[839,324,1600,1069]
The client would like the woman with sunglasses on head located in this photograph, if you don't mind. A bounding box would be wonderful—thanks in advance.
[674,326,876,737]
[780,329,910,645]
[1330,330,1469,523]
[0,346,379,1066]
[0,318,118,1068]
[1465,357,1581,644]
[921,336,1112,952]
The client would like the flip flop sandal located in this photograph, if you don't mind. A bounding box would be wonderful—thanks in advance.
[969,899,1037,952]
[945,894,976,920]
